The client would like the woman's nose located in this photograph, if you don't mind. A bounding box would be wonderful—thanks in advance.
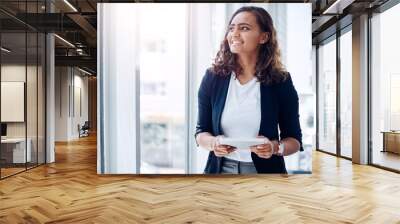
[232,28,240,37]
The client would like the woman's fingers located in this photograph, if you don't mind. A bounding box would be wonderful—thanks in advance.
[217,145,233,151]
[250,144,273,159]
[256,150,273,159]
[214,145,235,156]
[254,144,272,152]
[213,147,225,156]
[256,143,271,148]
[255,149,271,154]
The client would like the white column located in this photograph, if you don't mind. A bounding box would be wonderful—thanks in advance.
[46,32,55,163]
[352,14,369,164]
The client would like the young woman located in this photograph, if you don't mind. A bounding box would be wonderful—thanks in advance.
[195,6,303,174]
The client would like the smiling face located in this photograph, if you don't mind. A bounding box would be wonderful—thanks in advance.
[227,12,268,56]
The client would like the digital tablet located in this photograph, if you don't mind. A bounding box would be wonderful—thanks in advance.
[219,138,266,150]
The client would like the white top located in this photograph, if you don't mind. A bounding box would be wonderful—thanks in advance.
[220,72,261,162]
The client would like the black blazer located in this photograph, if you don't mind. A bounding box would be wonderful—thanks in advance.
[195,69,303,174]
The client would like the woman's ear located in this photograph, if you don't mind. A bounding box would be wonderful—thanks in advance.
[260,32,269,44]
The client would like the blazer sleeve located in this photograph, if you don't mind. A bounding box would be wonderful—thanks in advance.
[278,73,304,151]
[194,69,214,145]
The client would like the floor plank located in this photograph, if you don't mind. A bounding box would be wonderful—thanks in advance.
[1,135,400,223]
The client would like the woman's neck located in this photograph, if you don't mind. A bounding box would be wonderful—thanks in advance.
[237,53,258,84]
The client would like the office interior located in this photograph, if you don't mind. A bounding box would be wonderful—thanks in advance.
[0,0,399,178]
[0,0,97,179]
[0,0,400,222]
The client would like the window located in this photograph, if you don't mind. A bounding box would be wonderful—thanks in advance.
[371,3,400,171]
[340,29,352,158]
[0,1,46,179]
[138,4,187,174]
[318,37,337,155]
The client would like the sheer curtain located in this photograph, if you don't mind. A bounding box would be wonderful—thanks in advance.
[98,4,138,174]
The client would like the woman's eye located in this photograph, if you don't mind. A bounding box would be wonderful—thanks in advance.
[241,27,249,31]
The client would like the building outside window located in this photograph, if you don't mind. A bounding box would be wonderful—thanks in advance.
[371,3,400,171]
[340,29,352,158]
[317,36,337,155]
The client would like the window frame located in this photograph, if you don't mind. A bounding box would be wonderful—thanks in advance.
[315,24,353,161]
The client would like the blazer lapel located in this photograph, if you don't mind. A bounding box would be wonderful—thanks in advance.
[259,83,278,138]
[260,84,266,135]
[214,76,230,135]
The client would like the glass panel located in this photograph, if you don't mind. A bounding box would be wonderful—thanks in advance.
[39,1,46,14]
[340,29,352,158]
[139,5,186,174]
[0,1,26,13]
[282,4,313,173]
[318,37,337,154]
[1,31,27,177]
[0,1,27,33]
[26,0,38,169]
[38,32,45,164]
[27,31,38,169]
[0,1,46,178]
[371,4,400,171]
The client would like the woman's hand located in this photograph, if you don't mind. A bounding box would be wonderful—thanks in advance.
[212,135,236,157]
[250,136,277,159]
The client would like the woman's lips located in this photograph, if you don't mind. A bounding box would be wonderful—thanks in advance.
[231,40,243,45]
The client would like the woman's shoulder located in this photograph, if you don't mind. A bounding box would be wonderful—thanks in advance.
[278,71,293,87]
[273,72,298,100]
[263,71,297,97]
[202,68,230,82]
[261,70,292,87]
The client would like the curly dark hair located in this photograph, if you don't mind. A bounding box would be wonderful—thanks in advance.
[211,6,288,85]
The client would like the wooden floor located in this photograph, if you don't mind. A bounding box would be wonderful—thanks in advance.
[372,151,400,171]
[1,163,45,178]
[0,167,26,178]
[1,135,400,223]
